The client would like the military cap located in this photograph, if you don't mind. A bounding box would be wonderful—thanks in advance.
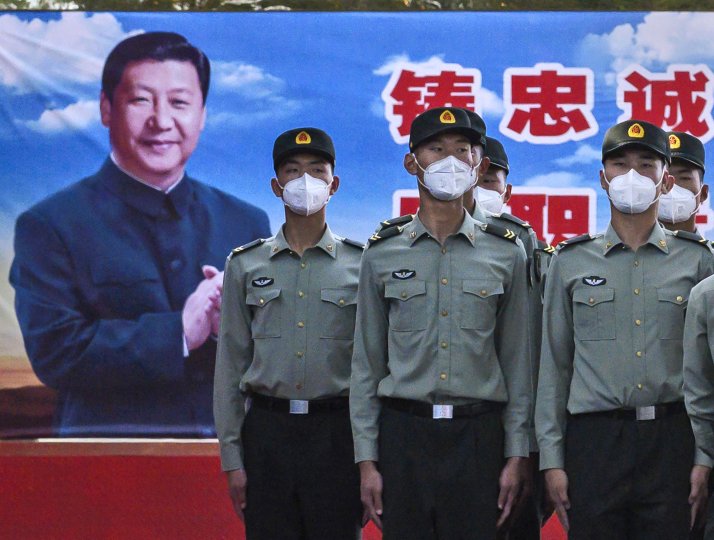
[484,136,509,174]
[668,131,705,172]
[273,127,335,171]
[602,119,670,163]
[409,107,484,150]
[461,109,488,147]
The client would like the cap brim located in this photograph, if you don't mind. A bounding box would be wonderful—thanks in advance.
[602,141,670,163]
[671,153,705,172]
[412,126,484,149]
[274,148,335,171]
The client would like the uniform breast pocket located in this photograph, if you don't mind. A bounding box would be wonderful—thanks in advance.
[385,280,427,332]
[460,280,503,330]
[320,287,357,340]
[572,287,616,341]
[657,288,688,340]
[246,287,281,338]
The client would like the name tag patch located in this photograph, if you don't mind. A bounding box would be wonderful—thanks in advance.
[252,277,274,287]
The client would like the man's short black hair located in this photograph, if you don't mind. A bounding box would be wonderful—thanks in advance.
[102,32,210,104]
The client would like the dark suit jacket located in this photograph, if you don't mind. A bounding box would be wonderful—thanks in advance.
[10,159,271,437]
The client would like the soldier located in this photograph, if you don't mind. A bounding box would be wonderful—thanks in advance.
[214,128,363,539]
[536,119,714,539]
[659,131,708,234]
[351,107,532,539]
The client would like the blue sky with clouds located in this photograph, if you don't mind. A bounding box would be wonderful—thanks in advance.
[2,10,714,244]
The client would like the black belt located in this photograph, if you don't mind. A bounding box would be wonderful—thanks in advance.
[382,397,502,419]
[249,393,349,414]
[571,401,686,421]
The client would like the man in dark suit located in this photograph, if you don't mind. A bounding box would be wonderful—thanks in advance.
[9,32,270,437]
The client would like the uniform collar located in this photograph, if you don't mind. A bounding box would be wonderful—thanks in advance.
[269,224,338,259]
[603,222,669,255]
[100,158,193,218]
[407,211,477,247]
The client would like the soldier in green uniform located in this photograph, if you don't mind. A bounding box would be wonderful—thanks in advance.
[659,131,708,235]
[351,106,532,539]
[214,127,363,539]
[536,119,714,539]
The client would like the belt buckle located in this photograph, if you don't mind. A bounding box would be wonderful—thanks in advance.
[636,406,655,421]
[289,400,309,414]
[432,404,453,420]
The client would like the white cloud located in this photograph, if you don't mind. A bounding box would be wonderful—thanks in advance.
[207,96,300,128]
[22,99,100,134]
[212,61,286,98]
[522,171,583,188]
[477,87,504,117]
[553,144,601,167]
[577,12,714,85]
[0,12,137,94]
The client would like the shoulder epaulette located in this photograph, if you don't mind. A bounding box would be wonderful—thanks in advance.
[535,239,556,254]
[340,237,364,250]
[229,238,265,259]
[480,223,518,243]
[557,233,594,250]
[493,212,531,229]
[673,230,710,247]
[368,224,404,246]
[376,214,414,232]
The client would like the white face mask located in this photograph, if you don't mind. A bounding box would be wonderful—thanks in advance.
[414,154,477,201]
[658,183,700,224]
[475,186,505,214]
[278,173,332,216]
[603,168,663,214]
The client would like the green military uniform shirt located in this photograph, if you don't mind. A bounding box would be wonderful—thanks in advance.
[683,274,714,468]
[536,223,714,470]
[214,225,362,471]
[350,212,532,463]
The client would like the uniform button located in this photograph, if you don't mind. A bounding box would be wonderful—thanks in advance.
[440,341,448,349]
[634,288,640,295]
[300,262,306,269]
[636,351,642,357]
[637,383,643,390]
[296,384,303,390]
[441,309,448,317]
[297,321,305,328]
[401,292,407,299]
[298,291,304,298]
[588,297,594,304]
[272,246,278,253]
[441,278,448,285]
[338,299,345,306]
[480,290,488,297]
[635,319,641,326]
[169,259,182,271]
[441,248,447,254]
[676,295,683,302]
[605,242,613,248]
[634,260,639,267]
[440,373,447,380]
[296,351,303,358]
[259,298,265,305]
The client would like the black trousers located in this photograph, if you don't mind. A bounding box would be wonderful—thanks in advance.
[379,405,504,540]
[565,410,694,540]
[242,405,361,540]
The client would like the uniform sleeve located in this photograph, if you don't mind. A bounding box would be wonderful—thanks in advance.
[214,254,253,471]
[494,243,532,458]
[526,232,545,453]
[350,250,389,463]
[10,209,186,391]
[535,253,574,470]
[684,284,714,468]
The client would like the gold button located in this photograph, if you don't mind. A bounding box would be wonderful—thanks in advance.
[635,319,641,326]
[636,351,642,357]
[338,299,345,306]
[605,242,613,248]
[440,341,448,349]
[401,291,407,299]
[634,260,639,267]
[588,297,594,304]
[259,298,265,305]
[298,291,304,298]
[441,248,447,254]
[441,309,448,317]
[441,278,448,285]
[481,290,488,297]
[634,288,639,295]
[296,351,303,358]
[637,383,643,390]
[301,262,306,269]
[676,295,683,302]
[440,373,447,380]
[297,321,304,328]
[296,384,303,390]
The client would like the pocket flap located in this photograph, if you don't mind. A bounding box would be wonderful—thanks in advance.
[657,288,688,305]
[385,280,426,301]
[321,287,357,307]
[246,287,281,307]
[573,287,615,307]
[462,280,504,298]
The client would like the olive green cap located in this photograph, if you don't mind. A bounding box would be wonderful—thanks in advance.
[668,131,705,172]
[273,127,335,172]
[484,136,509,174]
[409,107,484,150]
[602,119,670,163]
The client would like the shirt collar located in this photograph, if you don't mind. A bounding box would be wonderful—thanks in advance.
[100,158,193,218]
[268,224,338,259]
[603,222,669,255]
[407,211,477,247]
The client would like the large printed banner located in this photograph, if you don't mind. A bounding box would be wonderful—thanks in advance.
[1,11,714,436]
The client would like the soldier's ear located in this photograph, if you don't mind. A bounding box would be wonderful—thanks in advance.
[701,183,709,203]
[662,170,675,194]
[404,153,419,176]
[599,169,609,191]
[504,183,512,204]
[270,178,283,198]
[329,176,340,196]
[478,156,490,175]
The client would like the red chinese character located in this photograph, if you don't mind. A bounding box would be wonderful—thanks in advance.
[617,65,714,142]
[382,61,482,144]
[501,63,597,144]
[544,194,591,245]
